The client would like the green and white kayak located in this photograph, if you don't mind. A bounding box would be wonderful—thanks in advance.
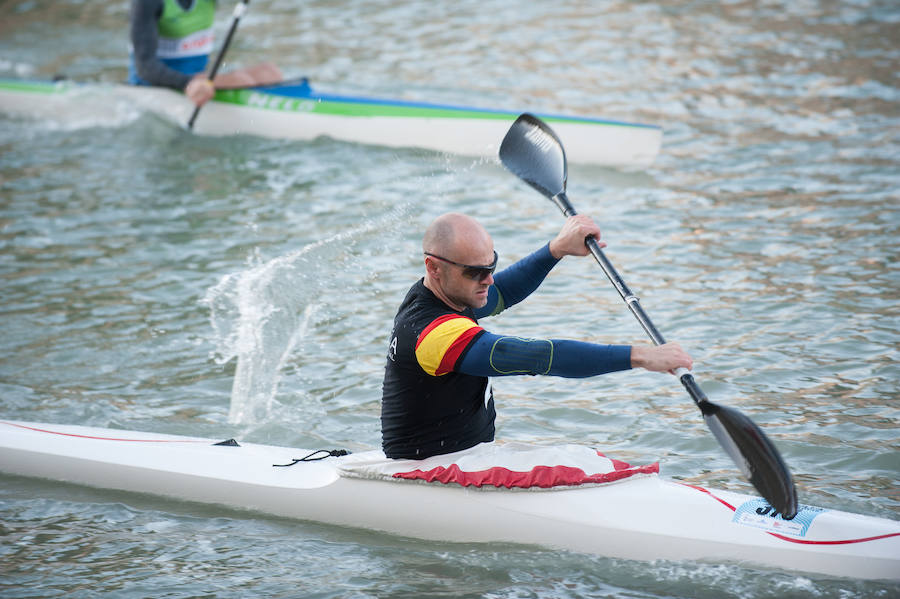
[0,78,661,167]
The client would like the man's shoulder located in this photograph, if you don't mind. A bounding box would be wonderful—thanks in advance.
[397,279,438,314]
[131,0,166,25]
[132,0,165,13]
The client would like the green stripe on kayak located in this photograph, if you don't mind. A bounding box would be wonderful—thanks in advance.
[213,88,641,128]
[213,88,519,120]
[0,79,655,130]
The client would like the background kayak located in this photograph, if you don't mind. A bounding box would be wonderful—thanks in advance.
[1,1,898,598]
[0,78,662,168]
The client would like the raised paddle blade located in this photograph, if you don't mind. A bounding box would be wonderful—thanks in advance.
[499,113,567,199]
[701,402,798,518]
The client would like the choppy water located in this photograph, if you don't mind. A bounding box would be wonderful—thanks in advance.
[1,1,898,597]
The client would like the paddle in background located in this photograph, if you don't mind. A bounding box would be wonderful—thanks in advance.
[187,0,250,130]
[498,113,798,519]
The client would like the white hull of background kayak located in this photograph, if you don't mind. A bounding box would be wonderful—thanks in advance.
[0,420,897,581]
[0,80,661,168]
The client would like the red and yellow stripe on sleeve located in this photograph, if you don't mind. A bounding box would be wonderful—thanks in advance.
[415,314,484,376]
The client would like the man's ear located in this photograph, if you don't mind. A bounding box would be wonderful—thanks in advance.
[424,257,441,277]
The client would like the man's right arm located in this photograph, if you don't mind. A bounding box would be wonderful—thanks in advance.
[130,0,192,89]
[457,331,692,378]
[457,332,632,378]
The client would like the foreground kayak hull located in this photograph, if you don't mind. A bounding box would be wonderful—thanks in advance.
[0,420,897,580]
[0,78,661,168]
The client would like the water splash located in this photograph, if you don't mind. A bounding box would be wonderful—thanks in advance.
[206,240,341,424]
[227,301,317,424]
[204,210,410,425]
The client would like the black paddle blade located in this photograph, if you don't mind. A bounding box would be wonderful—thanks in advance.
[701,401,798,518]
[499,113,567,199]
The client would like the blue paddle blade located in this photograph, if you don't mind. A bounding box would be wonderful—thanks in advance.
[499,113,567,199]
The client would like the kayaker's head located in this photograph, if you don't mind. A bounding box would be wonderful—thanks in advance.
[422,212,497,311]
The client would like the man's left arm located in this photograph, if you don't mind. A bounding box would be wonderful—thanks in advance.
[474,243,559,319]
[474,214,604,319]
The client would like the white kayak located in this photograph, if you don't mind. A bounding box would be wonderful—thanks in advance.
[0,78,661,168]
[1,419,897,581]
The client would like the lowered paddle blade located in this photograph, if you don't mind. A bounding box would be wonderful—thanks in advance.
[499,112,799,519]
[682,371,798,518]
[701,401,798,518]
[499,113,567,199]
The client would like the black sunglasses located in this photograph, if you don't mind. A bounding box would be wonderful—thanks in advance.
[424,250,498,282]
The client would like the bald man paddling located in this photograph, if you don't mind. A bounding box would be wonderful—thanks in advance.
[381,212,692,459]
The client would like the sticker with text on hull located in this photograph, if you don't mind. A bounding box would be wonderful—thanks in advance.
[733,499,825,537]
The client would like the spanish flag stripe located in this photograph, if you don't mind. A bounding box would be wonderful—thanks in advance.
[434,326,483,375]
[415,316,483,376]
[415,314,465,351]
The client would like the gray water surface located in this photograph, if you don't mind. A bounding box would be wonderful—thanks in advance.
[1,1,898,597]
